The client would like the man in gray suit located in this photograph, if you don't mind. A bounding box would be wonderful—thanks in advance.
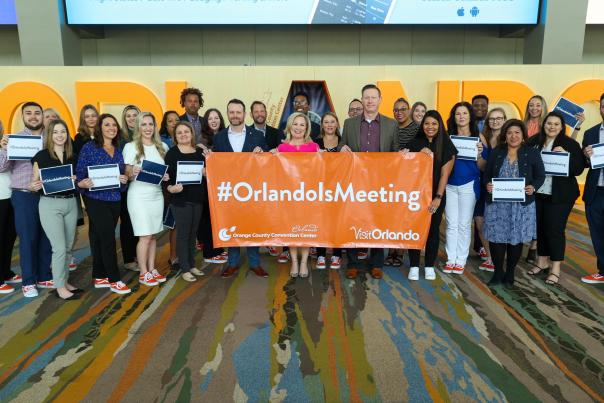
[339,84,399,280]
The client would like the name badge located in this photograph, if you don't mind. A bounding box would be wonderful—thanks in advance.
[493,178,525,202]
[136,159,168,185]
[541,151,569,176]
[176,161,204,184]
[39,164,74,195]
[450,136,479,161]
[88,164,121,191]
[7,135,43,160]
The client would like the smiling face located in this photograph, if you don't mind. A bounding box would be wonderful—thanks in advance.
[321,114,338,136]
[251,103,267,125]
[361,88,381,115]
[348,100,363,118]
[166,112,180,134]
[290,115,308,140]
[543,115,563,139]
[125,109,139,129]
[505,125,523,149]
[422,116,439,141]
[51,123,68,147]
[488,110,505,131]
[23,105,43,131]
[227,103,245,127]
[454,106,470,128]
[472,98,488,120]
[140,115,155,142]
[207,111,222,132]
[101,116,119,142]
[393,101,410,124]
[43,110,59,128]
[412,105,426,124]
[528,97,543,119]
[184,94,201,116]
[175,124,193,146]
[84,108,98,130]
[293,95,310,114]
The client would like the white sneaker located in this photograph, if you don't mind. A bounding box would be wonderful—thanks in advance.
[22,285,38,298]
[190,267,205,276]
[425,267,436,280]
[181,272,197,282]
[316,256,326,270]
[330,256,342,269]
[408,267,420,281]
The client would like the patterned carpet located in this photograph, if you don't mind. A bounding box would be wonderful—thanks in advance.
[0,209,602,403]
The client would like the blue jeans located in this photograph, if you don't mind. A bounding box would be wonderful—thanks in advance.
[11,191,52,286]
[227,247,260,268]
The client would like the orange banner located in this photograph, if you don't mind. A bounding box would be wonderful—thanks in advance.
[206,152,433,248]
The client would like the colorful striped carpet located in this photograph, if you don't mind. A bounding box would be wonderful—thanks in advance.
[0,208,602,402]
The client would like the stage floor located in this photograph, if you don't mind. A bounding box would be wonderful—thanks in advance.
[0,209,602,402]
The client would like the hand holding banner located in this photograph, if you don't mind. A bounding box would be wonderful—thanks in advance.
[206,152,433,249]
[88,164,121,191]
[39,165,74,195]
[493,178,525,202]
[136,159,168,185]
[7,135,43,160]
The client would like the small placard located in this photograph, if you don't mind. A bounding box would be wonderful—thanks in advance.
[541,151,569,177]
[7,134,43,160]
[591,143,604,170]
[163,205,175,229]
[136,159,168,185]
[553,97,584,130]
[493,178,526,202]
[176,161,204,184]
[88,163,121,191]
[450,136,480,161]
[39,164,74,195]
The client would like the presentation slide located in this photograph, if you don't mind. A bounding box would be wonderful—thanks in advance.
[65,0,540,25]
[0,0,16,25]
[587,0,604,24]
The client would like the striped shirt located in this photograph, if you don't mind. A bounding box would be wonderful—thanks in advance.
[397,120,419,150]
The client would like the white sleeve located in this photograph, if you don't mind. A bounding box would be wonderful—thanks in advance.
[122,142,136,165]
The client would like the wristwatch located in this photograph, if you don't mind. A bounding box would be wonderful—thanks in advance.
[434,194,442,200]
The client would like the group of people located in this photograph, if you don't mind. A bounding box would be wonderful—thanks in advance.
[0,84,603,299]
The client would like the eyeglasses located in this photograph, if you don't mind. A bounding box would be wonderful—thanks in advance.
[348,107,363,113]
[393,108,408,113]
[293,100,308,106]
[488,117,505,122]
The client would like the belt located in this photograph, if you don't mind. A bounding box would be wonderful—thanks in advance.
[12,188,34,193]
[42,194,76,199]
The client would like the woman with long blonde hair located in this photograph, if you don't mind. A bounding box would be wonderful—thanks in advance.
[122,112,170,287]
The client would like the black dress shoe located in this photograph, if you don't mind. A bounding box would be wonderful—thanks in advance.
[69,288,84,294]
[54,290,81,300]
[487,278,502,287]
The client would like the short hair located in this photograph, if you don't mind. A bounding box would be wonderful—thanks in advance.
[93,114,121,148]
[498,119,528,146]
[472,94,489,104]
[227,99,246,112]
[45,119,73,161]
[250,100,266,111]
[292,91,310,104]
[284,112,311,143]
[393,98,410,108]
[173,121,196,148]
[21,102,43,113]
[180,87,204,108]
[349,98,362,107]
[361,84,381,97]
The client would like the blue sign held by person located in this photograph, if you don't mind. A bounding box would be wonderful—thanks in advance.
[39,164,74,195]
[136,159,168,186]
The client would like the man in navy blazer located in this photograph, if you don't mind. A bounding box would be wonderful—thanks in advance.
[211,99,269,279]
[581,93,604,284]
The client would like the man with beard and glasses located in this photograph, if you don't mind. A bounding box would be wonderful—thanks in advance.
[0,102,53,298]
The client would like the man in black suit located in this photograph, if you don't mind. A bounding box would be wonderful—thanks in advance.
[250,100,283,151]
[212,99,269,280]
[581,92,604,284]
[279,91,321,141]
[339,84,398,281]
[179,87,204,144]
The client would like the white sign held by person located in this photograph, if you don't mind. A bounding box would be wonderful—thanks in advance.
[7,135,43,160]
[493,178,525,202]
[88,164,121,191]
[541,151,569,176]
[176,161,204,185]
[450,136,480,161]
[591,143,604,169]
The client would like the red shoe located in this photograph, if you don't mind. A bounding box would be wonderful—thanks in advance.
[443,263,456,273]
[220,251,228,257]
[196,242,203,251]
[221,266,239,278]
[267,246,279,257]
[0,284,15,294]
[346,268,359,279]
[94,278,110,288]
[37,280,55,289]
[451,264,465,275]
[479,260,494,272]
[5,274,22,284]
[139,272,159,286]
[369,268,383,279]
[204,255,227,264]
[357,251,368,260]
[109,281,131,294]
[330,256,342,269]
[250,266,269,278]
[151,269,166,283]
[69,257,77,271]
[277,251,290,264]
[479,247,488,261]
[581,273,604,284]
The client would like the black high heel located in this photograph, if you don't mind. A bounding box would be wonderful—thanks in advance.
[54,290,80,301]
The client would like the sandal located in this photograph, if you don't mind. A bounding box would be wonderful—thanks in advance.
[545,273,559,285]
[384,255,395,266]
[392,256,403,267]
[528,266,549,276]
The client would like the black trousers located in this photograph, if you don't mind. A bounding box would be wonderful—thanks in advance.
[119,191,138,264]
[535,194,573,262]
[586,187,604,275]
[316,247,342,258]
[409,204,444,268]
[85,196,122,283]
[198,199,223,258]
[172,202,202,273]
[489,242,523,284]
[0,198,17,285]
